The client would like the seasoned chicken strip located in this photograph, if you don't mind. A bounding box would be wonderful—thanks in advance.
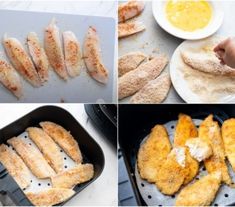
[83,26,108,84]
[181,51,235,76]
[118,1,145,23]
[199,115,232,185]
[137,125,171,183]
[26,188,75,206]
[174,113,199,184]
[0,57,22,98]
[44,18,68,80]
[186,137,212,162]
[51,164,94,189]
[175,171,222,206]
[118,21,145,38]
[7,137,55,179]
[119,55,168,99]
[27,127,63,173]
[3,36,41,87]
[118,52,146,77]
[63,31,82,77]
[40,121,82,163]
[155,147,186,195]
[222,118,235,172]
[0,144,30,189]
[130,73,171,104]
[27,32,49,83]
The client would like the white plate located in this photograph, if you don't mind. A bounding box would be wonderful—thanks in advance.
[152,0,224,40]
[0,10,116,103]
[170,37,235,103]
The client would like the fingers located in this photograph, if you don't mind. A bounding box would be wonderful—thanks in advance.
[214,38,230,52]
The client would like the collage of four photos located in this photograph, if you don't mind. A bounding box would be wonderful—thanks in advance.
[0,0,235,206]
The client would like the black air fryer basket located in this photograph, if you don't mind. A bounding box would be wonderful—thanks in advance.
[0,105,105,206]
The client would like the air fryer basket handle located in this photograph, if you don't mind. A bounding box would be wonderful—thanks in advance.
[0,163,32,206]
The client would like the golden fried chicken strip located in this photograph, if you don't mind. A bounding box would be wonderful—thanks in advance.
[222,118,235,172]
[137,125,171,183]
[199,115,232,185]
[155,147,186,195]
[175,171,222,206]
[174,113,199,184]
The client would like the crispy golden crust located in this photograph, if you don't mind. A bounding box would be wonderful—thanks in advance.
[0,58,23,98]
[63,31,82,77]
[118,1,145,23]
[7,137,55,178]
[118,21,145,38]
[199,115,232,185]
[44,19,68,80]
[40,121,82,164]
[3,36,41,87]
[27,127,63,173]
[27,32,49,83]
[137,125,171,183]
[174,114,199,184]
[175,171,222,206]
[222,118,235,172]
[26,188,75,206]
[155,148,185,195]
[51,164,94,189]
[83,26,108,84]
[0,144,30,189]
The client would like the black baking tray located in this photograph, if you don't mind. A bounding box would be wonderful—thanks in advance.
[0,105,105,206]
[118,104,235,206]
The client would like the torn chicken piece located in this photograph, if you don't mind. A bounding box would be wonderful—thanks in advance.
[118,1,145,23]
[27,32,49,83]
[44,18,68,80]
[3,35,41,87]
[83,26,108,84]
[26,188,75,206]
[118,52,146,77]
[7,137,55,179]
[118,21,145,38]
[137,125,171,183]
[40,121,82,163]
[155,147,186,195]
[0,144,30,189]
[118,55,168,99]
[0,57,23,98]
[199,115,232,185]
[130,73,171,104]
[27,127,63,173]
[63,31,82,77]
[175,171,222,206]
[51,164,94,189]
[181,51,235,76]
[186,137,212,162]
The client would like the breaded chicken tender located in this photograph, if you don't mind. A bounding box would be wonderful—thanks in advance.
[174,113,199,184]
[199,115,232,185]
[175,171,222,206]
[137,125,171,183]
[155,147,186,195]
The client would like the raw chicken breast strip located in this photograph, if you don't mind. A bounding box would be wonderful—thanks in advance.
[44,18,68,80]
[118,1,145,23]
[0,57,23,98]
[3,35,41,87]
[63,31,82,77]
[83,26,108,84]
[27,32,49,83]
[118,21,145,38]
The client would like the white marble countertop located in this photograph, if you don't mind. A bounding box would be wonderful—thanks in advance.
[0,0,117,103]
[0,104,117,206]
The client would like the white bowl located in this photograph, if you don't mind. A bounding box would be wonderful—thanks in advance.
[152,0,224,40]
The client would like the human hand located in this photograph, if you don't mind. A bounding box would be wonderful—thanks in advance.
[214,37,235,68]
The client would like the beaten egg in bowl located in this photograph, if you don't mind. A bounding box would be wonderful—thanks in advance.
[165,0,213,32]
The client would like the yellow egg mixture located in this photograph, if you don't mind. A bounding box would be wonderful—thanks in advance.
[166,0,212,32]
